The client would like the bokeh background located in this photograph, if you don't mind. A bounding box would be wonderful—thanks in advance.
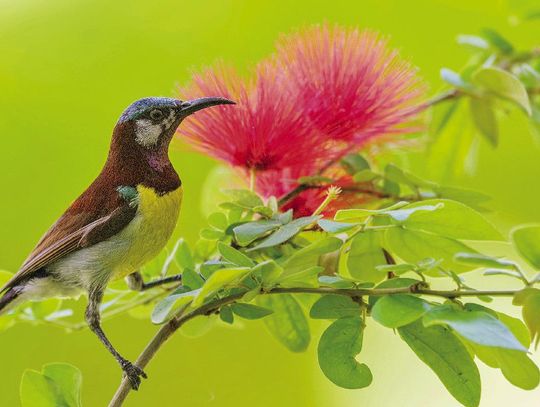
[1,0,539,405]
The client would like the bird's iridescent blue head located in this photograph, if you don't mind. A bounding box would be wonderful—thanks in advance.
[117,96,234,148]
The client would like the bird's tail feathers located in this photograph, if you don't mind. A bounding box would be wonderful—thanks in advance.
[0,287,22,316]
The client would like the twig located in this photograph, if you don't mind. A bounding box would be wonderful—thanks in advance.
[108,284,520,406]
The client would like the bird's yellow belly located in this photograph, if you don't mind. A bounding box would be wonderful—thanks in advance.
[112,185,182,280]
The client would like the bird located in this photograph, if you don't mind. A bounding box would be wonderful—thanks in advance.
[0,95,234,390]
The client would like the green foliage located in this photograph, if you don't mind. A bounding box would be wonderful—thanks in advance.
[20,363,82,407]
[472,67,532,115]
[9,171,540,407]
[257,294,310,352]
[231,303,273,319]
[371,295,430,328]
[385,227,477,274]
[124,179,540,407]
[423,305,527,352]
[512,225,540,269]
[399,321,481,407]
[310,295,361,319]
[318,317,372,389]
[347,230,386,282]
[514,288,540,348]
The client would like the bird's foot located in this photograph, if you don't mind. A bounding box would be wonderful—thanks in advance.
[121,360,147,390]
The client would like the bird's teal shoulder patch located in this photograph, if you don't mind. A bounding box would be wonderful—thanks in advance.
[117,186,139,207]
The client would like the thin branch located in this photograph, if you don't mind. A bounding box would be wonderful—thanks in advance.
[419,88,463,110]
[108,284,520,406]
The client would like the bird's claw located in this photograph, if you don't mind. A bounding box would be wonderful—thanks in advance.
[121,360,147,390]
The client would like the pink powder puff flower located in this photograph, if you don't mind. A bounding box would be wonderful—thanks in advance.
[271,24,425,145]
[177,65,333,179]
[177,25,425,217]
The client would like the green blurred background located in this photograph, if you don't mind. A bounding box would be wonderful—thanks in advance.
[1,0,539,405]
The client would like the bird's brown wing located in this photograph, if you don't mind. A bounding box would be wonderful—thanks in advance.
[2,196,137,292]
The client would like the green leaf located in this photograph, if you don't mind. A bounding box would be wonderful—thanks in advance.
[233,220,282,246]
[423,305,527,352]
[334,201,408,221]
[454,253,516,270]
[182,268,204,290]
[375,263,416,275]
[371,295,430,328]
[521,291,540,348]
[175,239,195,270]
[231,303,273,319]
[223,189,264,209]
[513,288,540,306]
[194,267,251,307]
[180,314,216,338]
[480,28,514,55]
[456,35,489,50]
[200,228,224,240]
[469,97,499,146]
[267,196,278,214]
[384,163,437,190]
[347,230,387,283]
[193,238,216,262]
[385,227,478,274]
[353,169,380,182]
[497,312,531,348]
[253,260,283,289]
[483,268,525,279]
[334,208,375,221]
[432,186,491,208]
[398,320,481,407]
[220,305,234,324]
[252,205,273,217]
[41,364,82,407]
[341,153,370,174]
[441,68,472,89]
[208,212,228,231]
[463,312,539,390]
[217,242,255,267]
[511,225,540,269]
[368,278,422,307]
[386,203,443,222]
[282,237,342,279]
[21,363,82,407]
[151,287,200,324]
[383,165,400,196]
[317,317,372,389]
[472,67,531,115]
[318,219,358,233]
[277,266,323,288]
[495,349,540,390]
[247,216,320,251]
[398,199,503,240]
[275,209,293,224]
[310,295,361,319]
[318,275,356,289]
[257,294,310,352]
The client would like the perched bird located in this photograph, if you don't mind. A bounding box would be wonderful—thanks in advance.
[0,96,234,389]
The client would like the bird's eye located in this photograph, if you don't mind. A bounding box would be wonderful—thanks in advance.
[149,109,164,120]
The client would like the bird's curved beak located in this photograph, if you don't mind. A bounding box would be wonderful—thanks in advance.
[177,97,235,117]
